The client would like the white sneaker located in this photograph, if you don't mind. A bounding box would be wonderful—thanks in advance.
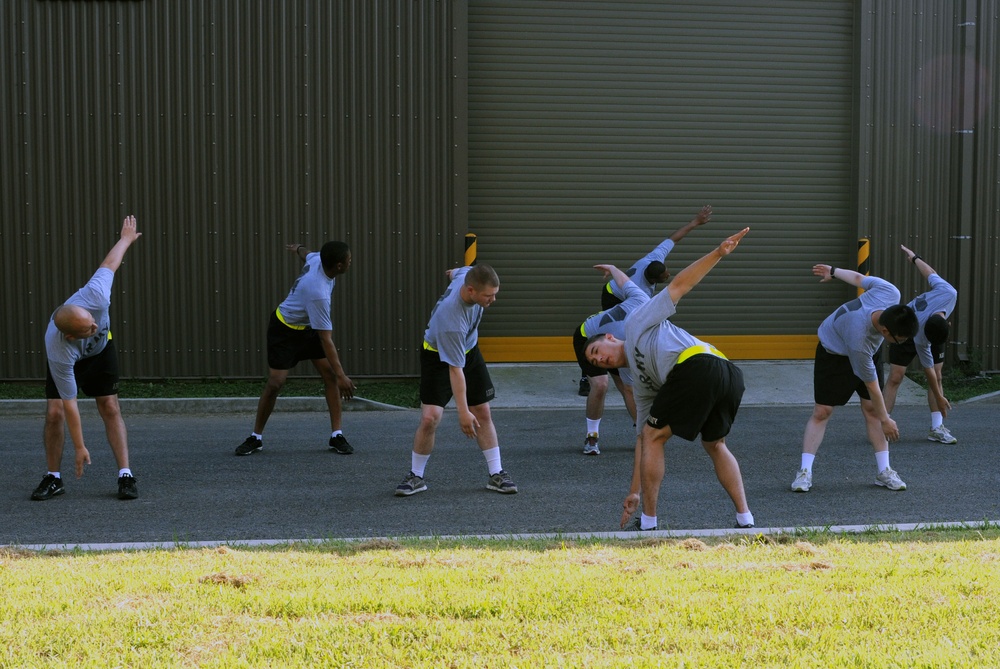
[790,468,812,492]
[928,425,958,444]
[875,467,907,491]
[582,433,600,455]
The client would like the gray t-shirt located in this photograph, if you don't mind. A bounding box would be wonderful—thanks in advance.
[423,266,483,368]
[606,238,676,301]
[277,252,337,330]
[817,276,900,383]
[908,274,957,369]
[623,283,707,427]
[44,268,114,400]
[581,280,646,385]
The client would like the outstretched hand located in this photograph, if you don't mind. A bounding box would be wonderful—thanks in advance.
[120,215,141,245]
[593,263,618,281]
[75,446,91,478]
[717,227,749,256]
[693,205,712,227]
[620,492,640,528]
[812,264,834,282]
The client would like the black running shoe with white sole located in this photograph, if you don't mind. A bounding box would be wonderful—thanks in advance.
[235,436,263,456]
[118,474,139,500]
[31,474,65,501]
[329,434,354,455]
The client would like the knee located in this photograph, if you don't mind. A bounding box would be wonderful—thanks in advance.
[811,405,834,422]
[418,411,443,432]
[264,376,286,394]
[470,404,492,423]
[45,403,65,425]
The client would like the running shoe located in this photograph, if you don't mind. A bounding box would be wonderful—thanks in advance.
[790,468,812,492]
[394,471,427,496]
[486,470,518,494]
[234,436,262,456]
[31,474,65,501]
[927,425,958,444]
[329,434,354,454]
[875,467,907,491]
[582,433,600,455]
[117,474,139,500]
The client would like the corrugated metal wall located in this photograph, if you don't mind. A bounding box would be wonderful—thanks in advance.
[857,0,1000,370]
[4,0,999,377]
[466,0,858,341]
[0,0,462,380]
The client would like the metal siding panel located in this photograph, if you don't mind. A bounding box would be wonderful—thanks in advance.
[468,0,857,342]
[858,0,999,370]
[2,0,458,380]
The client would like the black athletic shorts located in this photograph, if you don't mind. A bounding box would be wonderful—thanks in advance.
[813,342,884,406]
[45,340,120,399]
[887,338,944,367]
[601,284,623,311]
[646,354,744,442]
[419,344,495,408]
[572,326,620,379]
[266,311,325,370]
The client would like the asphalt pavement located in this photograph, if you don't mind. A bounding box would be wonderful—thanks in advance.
[2,362,997,548]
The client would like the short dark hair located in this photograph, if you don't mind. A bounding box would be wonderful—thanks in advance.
[924,314,950,345]
[643,261,666,285]
[320,241,350,269]
[465,264,500,289]
[879,304,919,340]
[584,333,605,351]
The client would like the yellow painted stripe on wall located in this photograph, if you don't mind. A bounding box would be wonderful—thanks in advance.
[478,334,819,362]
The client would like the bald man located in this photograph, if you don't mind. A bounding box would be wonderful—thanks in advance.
[34,215,143,501]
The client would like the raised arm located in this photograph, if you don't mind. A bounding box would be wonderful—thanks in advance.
[669,205,712,243]
[900,244,938,281]
[812,264,866,288]
[286,243,309,262]
[667,227,749,304]
[593,264,631,290]
[99,215,142,272]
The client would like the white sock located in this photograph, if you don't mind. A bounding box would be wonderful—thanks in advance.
[331,430,343,438]
[251,432,263,441]
[482,447,503,475]
[118,468,132,477]
[49,471,61,479]
[411,453,430,478]
[930,412,943,429]
[640,513,658,530]
[586,418,601,435]
[800,453,815,472]
[875,450,890,472]
[737,511,755,527]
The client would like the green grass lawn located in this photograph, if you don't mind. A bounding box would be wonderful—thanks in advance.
[2,528,999,667]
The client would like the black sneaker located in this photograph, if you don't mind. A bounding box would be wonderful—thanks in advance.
[578,376,591,397]
[118,474,139,500]
[329,434,354,455]
[394,471,428,496]
[624,516,657,531]
[31,474,65,501]
[235,436,262,456]
[486,469,518,494]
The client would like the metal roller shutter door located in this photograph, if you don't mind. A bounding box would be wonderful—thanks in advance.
[468,0,857,360]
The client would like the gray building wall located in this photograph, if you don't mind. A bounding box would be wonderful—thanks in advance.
[2,0,998,378]
[857,0,999,369]
[1,0,463,380]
